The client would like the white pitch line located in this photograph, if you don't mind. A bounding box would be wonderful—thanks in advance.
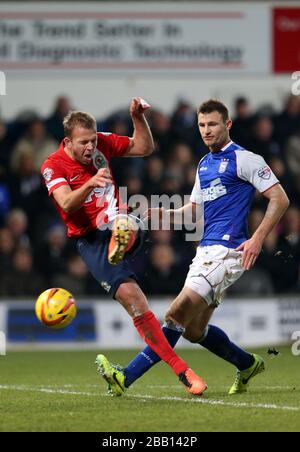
[131,394,299,412]
[147,385,297,391]
[0,385,95,397]
[0,385,298,413]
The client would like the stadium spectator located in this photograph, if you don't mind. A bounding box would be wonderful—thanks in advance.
[160,170,184,196]
[5,208,30,248]
[230,96,253,147]
[142,154,164,195]
[181,164,197,195]
[268,155,292,197]
[52,253,89,296]
[34,222,70,284]
[148,109,172,153]
[0,227,15,271]
[46,96,73,142]
[248,115,281,163]
[0,246,45,297]
[0,182,10,227]
[123,170,143,197]
[10,118,58,172]
[0,119,11,175]
[278,205,300,273]
[143,243,184,295]
[170,98,201,150]
[8,149,50,241]
[255,227,295,293]
[274,94,300,148]
[147,228,191,273]
[168,142,195,172]
[284,122,300,205]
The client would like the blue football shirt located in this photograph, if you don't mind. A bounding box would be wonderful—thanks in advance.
[190,141,279,248]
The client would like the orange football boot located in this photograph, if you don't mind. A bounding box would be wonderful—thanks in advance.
[108,215,137,265]
[179,368,207,396]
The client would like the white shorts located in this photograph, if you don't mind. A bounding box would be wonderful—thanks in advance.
[184,245,244,307]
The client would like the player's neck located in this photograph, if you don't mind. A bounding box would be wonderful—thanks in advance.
[63,146,76,161]
[209,138,231,153]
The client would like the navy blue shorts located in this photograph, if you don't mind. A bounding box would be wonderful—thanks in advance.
[76,229,138,299]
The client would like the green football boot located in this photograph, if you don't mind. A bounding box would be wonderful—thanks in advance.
[228,353,265,395]
[95,354,126,397]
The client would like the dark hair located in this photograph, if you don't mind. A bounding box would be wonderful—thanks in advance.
[197,99,229,123]
[63,111,97,138]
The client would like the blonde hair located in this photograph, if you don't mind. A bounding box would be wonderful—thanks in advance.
[63,111,97,138]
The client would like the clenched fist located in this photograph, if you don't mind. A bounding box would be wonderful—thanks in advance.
[130,97,151,117]
[90,168,113,188]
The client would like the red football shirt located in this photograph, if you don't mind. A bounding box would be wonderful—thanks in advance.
[41,132,130,237]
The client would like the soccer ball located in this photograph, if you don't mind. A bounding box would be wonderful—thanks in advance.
[35,288,77,329]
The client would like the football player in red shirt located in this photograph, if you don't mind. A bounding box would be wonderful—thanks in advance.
[41,97,206,396]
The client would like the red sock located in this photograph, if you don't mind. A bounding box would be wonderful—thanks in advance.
[133,310,188,375]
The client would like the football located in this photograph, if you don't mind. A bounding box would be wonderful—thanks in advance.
[35,288,77,329]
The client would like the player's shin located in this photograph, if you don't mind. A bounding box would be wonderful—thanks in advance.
[133,311,187,375]
[124,321,183,387]
[198,324,254,370]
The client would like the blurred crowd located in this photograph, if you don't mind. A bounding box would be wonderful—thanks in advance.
[0,94,300,298]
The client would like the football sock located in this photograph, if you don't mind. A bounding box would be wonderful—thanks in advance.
[199,324,254,370]
[133,311,186,378]
[124,321,183,387]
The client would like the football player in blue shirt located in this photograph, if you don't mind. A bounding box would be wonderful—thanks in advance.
[96,99,290,396]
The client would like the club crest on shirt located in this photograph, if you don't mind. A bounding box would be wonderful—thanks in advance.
[42,167,54,182]
[258,165,271,180]
[93,150,109,170]
[218,159,229,173]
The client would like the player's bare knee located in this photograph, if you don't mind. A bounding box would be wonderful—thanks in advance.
[164,310,186,329]
[116,280,148,318]
[164,311,175,325]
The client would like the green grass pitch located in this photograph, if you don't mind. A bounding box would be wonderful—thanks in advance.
[0,347,299,432]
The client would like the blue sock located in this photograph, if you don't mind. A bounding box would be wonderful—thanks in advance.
[199,324,254,371]
[124,322,183,387]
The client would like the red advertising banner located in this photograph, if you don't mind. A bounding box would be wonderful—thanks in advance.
[273,8,300,73]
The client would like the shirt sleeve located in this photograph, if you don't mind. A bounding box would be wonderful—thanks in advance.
[41,160,68,196]
[98,132,130,157]
[190,167,203,205]
[235,150,279,193]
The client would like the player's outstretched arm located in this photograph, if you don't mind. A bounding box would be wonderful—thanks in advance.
[123,97,154,157]
[144,202,202,226]
[236,183,290,270]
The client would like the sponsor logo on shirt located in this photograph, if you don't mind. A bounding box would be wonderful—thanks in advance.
[84,187,106,203]
[42,167,54,182]
[200,166,208,172]
[70,174,80,182]
[257,166,271,180]
[202,178,227,201]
